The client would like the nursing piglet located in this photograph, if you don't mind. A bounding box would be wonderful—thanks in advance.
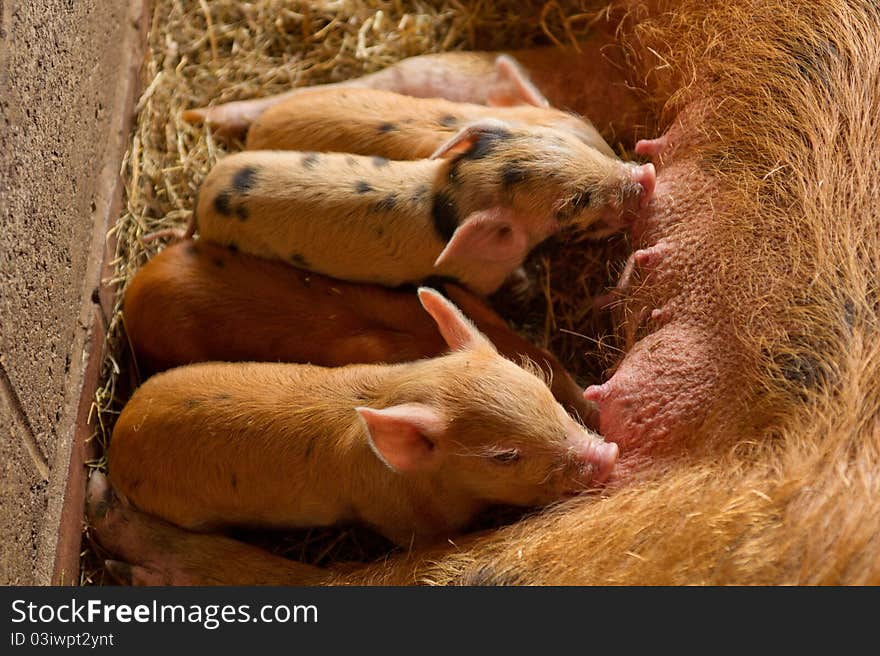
[183,53,569,139]
[123,241,595,422]
[244,87,616,159]
[187,120,654,294]
[109,288,618,547]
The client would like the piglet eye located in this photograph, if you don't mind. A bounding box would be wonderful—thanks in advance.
[491,449,521,464]
[571,189,593,210]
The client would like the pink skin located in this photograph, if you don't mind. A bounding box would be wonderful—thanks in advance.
[632,163,657,208]
[574,435,619,485]
[587,125,742,454]
[592,239,675,311]
[635,136,671,161]
[584,322,719,451]
[595,162,656,235]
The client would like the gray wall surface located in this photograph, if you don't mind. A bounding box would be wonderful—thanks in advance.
[0,0,144,584]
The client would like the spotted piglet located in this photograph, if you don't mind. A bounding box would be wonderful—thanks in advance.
[244,86,616,159]
[173,120,654,295]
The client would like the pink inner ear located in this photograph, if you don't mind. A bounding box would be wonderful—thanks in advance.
[417,287,488,351]
[356,405,445,473]
[434,209,530,268]
[430,129,478,160]
[430,119,511,159]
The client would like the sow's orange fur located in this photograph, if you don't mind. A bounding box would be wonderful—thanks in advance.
[90,0,880,584]
[123,240,595,421]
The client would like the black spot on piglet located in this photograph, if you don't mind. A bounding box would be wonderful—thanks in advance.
[373,194,397,212]
[355,181,374,194]
[431,189,459,242]
[439,115,459,127]
[378,122,397,133]
[459,127,512,162]
[232,166,257,194]
[214,191,232,216]
[301,153,320,169]
[501,160,530,188]
[411,184,429,204]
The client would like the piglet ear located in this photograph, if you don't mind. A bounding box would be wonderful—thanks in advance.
[417,287,494,352]
[487,54,550,108]
[429,119,511,159]
[356,404,446,473]
[434,209,529,269]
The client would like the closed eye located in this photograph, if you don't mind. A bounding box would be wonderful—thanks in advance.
[570,189,593,211]
[491,449,521,464]
[556,189,594,222]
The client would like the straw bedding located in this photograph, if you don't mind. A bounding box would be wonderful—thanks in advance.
[81,0,631,584]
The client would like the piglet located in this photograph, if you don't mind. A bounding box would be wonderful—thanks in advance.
[244,86,617,159]
[168,119,654,295]
[183,53,573,140]
[109,288,618,547]
[123,241,595,423]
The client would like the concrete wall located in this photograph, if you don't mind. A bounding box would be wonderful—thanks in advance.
[0,0,145,585]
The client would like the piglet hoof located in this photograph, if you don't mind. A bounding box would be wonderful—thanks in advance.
[182,99,269,138]
[86,469,117,521]
[87,471,331,586]
[86,471,198,585]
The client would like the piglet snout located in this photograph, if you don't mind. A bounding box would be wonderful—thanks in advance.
[602,163,657,227]
[631,162,656,208]
[570,434,618,486]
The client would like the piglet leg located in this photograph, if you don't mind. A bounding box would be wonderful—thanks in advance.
[86,471,327,586]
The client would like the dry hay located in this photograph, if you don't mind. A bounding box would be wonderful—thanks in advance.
[80,0,633,585]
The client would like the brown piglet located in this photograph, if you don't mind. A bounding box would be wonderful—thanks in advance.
[123,241,596,423]
[109,288,618,547]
